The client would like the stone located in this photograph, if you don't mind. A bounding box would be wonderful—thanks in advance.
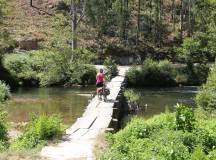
[17,38,38,50]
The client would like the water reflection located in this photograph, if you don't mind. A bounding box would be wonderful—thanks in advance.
[3,86,198,124]
[4,87,95,125]
[133,86,198,118]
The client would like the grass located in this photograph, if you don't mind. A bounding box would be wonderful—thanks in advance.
[2,0,55,41]
[94,133,108,159]
[0,146,45,160]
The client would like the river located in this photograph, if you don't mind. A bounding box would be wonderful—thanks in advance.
[4,87,95,125]
[3,86,198,125]
[133,86,198,118]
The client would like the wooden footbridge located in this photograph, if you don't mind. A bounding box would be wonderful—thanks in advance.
[41,66,128,160]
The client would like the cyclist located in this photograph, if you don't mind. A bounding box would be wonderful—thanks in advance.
[96,68,105,99]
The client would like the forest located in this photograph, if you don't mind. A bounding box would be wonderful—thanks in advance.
[0,0,216,159]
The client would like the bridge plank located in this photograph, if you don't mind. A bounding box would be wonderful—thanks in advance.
[41,67,128,160]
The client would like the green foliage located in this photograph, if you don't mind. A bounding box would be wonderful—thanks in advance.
[196,62,216,112]
[177,37,208,63]
[44,13,71,49]
[3,51,61,86]
[104,57,118,80]
[0,0,6,20]
[3,49,96,87]
[196,89,216,112]
[101,113,191,160]
[68,64,97,85]
[141,59,175,87]
[0,111,9,151]
[101,104,216,159]
[3,53,36,82]
[125,66,141,86]
[175,104,196,132]
[126,59,209,87]
[208,150,216,160]
[180,63,209,86]
[124,90,140,104]
[126,59,176,87]
[0,81,10,103]
[0,111,8,141]
[11,114,63,150]
[0,55,18,88]
[56,1,70,12]
[191,145,206,160]
[86,0,113,33]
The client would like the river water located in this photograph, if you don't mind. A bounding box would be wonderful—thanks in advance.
[4,87,95,125]
[3,86,198,124]
[133,86,198,118]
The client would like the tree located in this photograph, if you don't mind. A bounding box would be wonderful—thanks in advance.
[136,0,141,46]
[86,0,113,36]
[171,0,176,32]
[30,0,33,6]
[0,0,5,23]
[70,0,86,50]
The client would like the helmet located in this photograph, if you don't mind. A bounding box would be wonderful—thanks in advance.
[100,68,103,73]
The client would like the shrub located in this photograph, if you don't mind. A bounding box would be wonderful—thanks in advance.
[3,53,36,82]
[0,81,10,103]
[104,57,118,80]
[185,63,209,85]
[176,36,208,64]
[100,107,216,159]
[196,89,216,112]
[196,63,216,112]
[126,66,142,86]
[208,150,216,160]
[124,90,140,104]
[175,103,196,132]
[0,111,9,151]
[191,145,206,160]
[79,65,97,85]
[12,114,63,150]
[3,49,96,87]
[0,111,8,141]
[126,59,176,87]
[175,73,188,85]
[68,64,96,85]
[56,1,70,12]
[30,50,66,86]
[0,56,18,88]
[100,114,194,160]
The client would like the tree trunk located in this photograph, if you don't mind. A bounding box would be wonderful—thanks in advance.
[154,0,160,45]
[171,0,176,32]
[123,0,128,44]
[188,0,192,36]
[180,0,184,41]
[71,0,78,50]
[30,0,33,6]
[136,0,141,46]
[120,0,123,40]
[149,0,153,37]
[72,17,77,50]
[156,0,163,47]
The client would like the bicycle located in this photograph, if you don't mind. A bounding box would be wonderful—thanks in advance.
[98,83,110,102]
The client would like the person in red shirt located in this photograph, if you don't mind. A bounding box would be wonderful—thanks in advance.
[96,68,105,99]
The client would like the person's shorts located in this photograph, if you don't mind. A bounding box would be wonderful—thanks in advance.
[96,82,103,88]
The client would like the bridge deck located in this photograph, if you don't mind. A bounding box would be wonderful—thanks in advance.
[41,67,127,160]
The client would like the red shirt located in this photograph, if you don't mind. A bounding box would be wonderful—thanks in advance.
[96,73,104,83]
